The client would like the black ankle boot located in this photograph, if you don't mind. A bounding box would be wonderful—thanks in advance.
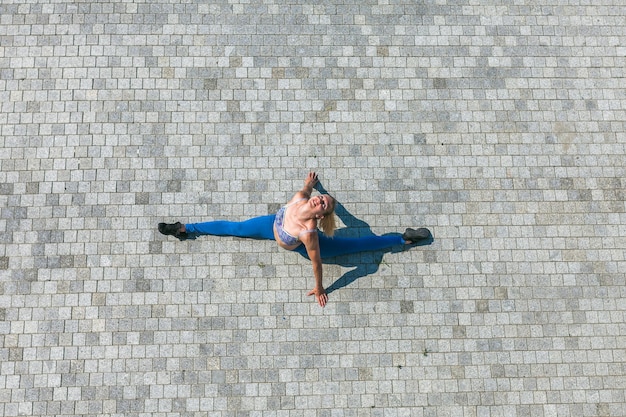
[158,222,188,240]
[402,227,431,243]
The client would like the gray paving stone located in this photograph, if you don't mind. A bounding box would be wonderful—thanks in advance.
[1,0,626,416]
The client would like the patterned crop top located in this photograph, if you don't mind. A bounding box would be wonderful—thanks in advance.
[274,198,317,246]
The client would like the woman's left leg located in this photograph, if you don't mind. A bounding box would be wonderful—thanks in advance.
[294,232,404,259]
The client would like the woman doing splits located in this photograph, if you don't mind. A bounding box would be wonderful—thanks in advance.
[159,172,430,307]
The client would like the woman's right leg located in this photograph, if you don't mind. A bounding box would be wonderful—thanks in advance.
[185,214,276,240]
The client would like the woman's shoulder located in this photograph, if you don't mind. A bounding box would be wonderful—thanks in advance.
[287,192,309,205]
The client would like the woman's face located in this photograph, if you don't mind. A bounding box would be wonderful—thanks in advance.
[310,194,335,216]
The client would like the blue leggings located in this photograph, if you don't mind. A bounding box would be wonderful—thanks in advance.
[185,215,404,259]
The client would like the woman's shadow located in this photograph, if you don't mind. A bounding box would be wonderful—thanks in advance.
[310,183,433,295]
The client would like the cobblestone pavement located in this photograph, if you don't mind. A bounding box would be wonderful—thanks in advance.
[1,1,625,416]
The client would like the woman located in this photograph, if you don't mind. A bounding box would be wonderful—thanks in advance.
[159,172,430,307]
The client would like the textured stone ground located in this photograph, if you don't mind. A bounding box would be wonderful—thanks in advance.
[1,1,625,416]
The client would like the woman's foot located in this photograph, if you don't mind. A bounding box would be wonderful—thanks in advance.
[402,227,431,244]
[158,222,188,240]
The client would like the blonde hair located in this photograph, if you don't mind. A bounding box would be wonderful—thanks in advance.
[318,196,337,237]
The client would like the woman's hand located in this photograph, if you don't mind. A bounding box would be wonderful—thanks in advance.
[305,171,319,188]
[307,286,328,307]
